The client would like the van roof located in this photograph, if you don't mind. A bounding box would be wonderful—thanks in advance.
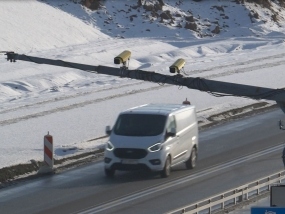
[121,103,195,115]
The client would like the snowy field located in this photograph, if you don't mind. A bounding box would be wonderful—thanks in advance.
[1,0,285,170]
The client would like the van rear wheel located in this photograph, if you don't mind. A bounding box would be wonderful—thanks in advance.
[186,147,197,169]
[160,156,171,178]
[105,168,115,177]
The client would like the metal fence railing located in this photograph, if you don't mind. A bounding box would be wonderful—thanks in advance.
[167,170,285,214]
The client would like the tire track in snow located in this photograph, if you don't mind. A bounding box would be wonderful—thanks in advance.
[190,52,285,76]
[202,59,285,79]
[0,81,144,115]
[0,84,170,126]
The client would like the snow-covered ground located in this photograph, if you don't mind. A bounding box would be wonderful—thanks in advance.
[1,0,285,172]
[2,0,285,210]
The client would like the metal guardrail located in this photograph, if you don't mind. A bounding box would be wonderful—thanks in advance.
[167,170,285,214]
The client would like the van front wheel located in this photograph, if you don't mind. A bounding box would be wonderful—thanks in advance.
[160,156,171,178]
[186,147,197,169]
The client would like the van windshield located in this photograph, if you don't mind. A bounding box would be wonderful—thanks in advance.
[113,114,167,136]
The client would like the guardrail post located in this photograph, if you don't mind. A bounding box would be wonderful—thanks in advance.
[195,204,198,214]
[279,172,282,183]
[257,181,260,195]
[209,199,211,214]
[245,187,248,200]
[238,189,243,202]
[221,195,225,209]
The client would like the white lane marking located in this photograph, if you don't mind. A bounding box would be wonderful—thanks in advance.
[78,144,284,214]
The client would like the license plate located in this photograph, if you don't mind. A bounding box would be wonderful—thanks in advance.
[121,159,138,164]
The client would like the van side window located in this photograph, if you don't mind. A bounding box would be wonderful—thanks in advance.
[166,116,176,133]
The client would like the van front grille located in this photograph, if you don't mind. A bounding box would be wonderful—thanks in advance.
[114,148,147,159]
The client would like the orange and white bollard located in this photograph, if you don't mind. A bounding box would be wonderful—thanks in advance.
[38,132,54,174]
[44,132,54,168]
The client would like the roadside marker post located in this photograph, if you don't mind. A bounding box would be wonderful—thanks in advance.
[38,132,54,174]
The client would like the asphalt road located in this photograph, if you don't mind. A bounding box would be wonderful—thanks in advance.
[0,108,285,214]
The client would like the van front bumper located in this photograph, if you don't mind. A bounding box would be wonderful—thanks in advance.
[104,153,165,172]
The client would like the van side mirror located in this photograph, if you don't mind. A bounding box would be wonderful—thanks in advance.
[166,127,176,138]
[105,126,112,135]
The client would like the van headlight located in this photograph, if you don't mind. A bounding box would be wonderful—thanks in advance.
[148,143,163,152]
[106,141,115,151]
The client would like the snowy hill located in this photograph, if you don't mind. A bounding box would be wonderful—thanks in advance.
[45,0,285,39]
[3,0,285,52]
[1,1,109,52]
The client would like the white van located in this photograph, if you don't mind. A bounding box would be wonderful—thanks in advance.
[104,103,198,178]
